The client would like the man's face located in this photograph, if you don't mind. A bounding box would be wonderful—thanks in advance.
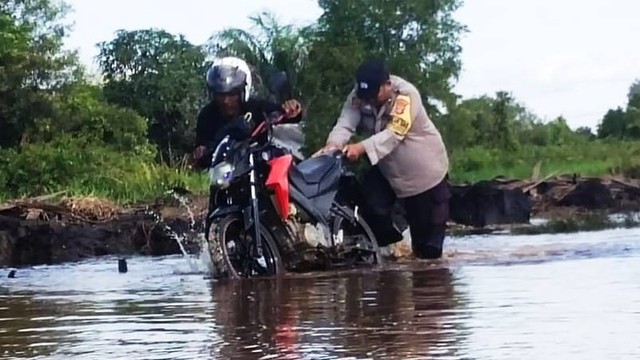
[375,81,394,106]
[360,81,393,107]
[214,92,241,117]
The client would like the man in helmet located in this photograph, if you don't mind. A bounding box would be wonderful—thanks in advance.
[315,58,451,260]
[192,57,303,168]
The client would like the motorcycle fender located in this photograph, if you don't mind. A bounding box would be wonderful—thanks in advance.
[208,205,254,231]
[208,205,241,220]
[265,154,293,220]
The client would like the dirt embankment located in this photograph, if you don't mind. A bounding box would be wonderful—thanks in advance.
[448,174,640,227]
[2,174,640,268]
[0,193,207,269]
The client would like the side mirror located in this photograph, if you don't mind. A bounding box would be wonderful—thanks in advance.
[267,71,291,100]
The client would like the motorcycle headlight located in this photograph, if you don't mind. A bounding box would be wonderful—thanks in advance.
[209,161,235,189]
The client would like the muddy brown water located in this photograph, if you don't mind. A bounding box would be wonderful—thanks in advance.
[2,228,640,359]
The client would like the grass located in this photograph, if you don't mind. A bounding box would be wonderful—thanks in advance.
[512,211,640,235]
[0,164,209,206]
[0,139,210,206]
[63,162,210,205]
[448,140,640,183]
[2,138,640,207]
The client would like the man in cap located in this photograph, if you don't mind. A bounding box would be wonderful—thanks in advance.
[316,58,450,259]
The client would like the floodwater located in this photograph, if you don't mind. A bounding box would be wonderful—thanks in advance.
[2,227,640,359]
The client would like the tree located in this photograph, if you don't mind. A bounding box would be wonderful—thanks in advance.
[544,116,577,145]
[437,102,477,149]
[597,107,628,139]
[442,93,520,150]
[207,12,312,99]
[492,91,518,150]
[0,0,80,148]
[314,0,465,107]
[97,29,207,164]
[298,0,467,153]
[575,126,595,139]
[32,81,150,152]
[629,79,640,109]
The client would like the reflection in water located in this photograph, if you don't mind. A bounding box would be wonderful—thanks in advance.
[0,291,66,358]
[1,227,640,359]
[210,268,469,359]
[0,258,217,359]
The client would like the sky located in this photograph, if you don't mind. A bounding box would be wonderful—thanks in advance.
[63,0,640,131]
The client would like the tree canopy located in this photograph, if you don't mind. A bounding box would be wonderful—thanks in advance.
[1,0,638,202]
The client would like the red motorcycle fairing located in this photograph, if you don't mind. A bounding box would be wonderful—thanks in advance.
[265,154,293,220]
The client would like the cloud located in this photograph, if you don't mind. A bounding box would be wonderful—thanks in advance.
[453,0,640,129]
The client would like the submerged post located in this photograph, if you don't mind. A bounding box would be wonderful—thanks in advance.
[118,258,128,273]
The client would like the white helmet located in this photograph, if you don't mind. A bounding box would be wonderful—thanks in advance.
[206,56,252,102]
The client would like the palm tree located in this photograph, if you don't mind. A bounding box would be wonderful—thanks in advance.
[205,12,314,99]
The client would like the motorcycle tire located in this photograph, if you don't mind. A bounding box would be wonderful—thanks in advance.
[210,214,284,279]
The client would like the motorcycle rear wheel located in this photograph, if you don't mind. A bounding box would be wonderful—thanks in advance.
[330,206,380,266]
[211,214,284,279]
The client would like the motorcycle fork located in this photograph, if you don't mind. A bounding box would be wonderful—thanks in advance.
[248,152,263,259]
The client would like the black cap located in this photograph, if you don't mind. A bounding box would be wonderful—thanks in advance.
[355,58,390,100]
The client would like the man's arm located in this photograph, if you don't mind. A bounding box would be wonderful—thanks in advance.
[192,108,212,170]
[325,90,361,148]
[360,87,421,165]
[256,99,303,124]
[194,108,208,147]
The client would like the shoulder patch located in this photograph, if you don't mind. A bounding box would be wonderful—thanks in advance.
[387,94,412,136]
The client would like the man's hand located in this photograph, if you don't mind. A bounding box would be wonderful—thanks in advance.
[193,145,206,163]
[312,142,341,157]
[343,143,365,162]
[282,99,302,119]
[190,145,206,170]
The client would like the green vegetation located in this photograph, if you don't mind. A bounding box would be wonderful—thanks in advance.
[450,140,640,183]
[511,211,640,235]
[0,0,208,204]
[1,0,639,205]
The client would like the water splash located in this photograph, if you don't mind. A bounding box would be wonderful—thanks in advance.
[168,189,196,229]
[139,189,214,275]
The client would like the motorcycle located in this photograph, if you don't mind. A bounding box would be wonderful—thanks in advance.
[204,72,380,279]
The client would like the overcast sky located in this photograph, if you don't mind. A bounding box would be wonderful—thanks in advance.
[63,0,640,130]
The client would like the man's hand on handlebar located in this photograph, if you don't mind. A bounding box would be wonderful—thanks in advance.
[193,145,206,163]
[282,100,302,119]
[312,141,364,161]
[191,145,209,170]
[343,142,365,162]
[192,141,221,170]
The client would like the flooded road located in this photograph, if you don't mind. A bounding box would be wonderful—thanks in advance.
[2,227,640,359]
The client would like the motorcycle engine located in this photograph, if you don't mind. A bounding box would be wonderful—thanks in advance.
[287,203,331,249]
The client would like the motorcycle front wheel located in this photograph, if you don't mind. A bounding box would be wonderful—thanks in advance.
[211,214,284,279]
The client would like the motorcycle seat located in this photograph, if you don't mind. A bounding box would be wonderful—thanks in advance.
[289,155,341,198]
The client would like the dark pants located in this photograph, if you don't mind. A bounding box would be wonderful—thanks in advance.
[359,166,451,259]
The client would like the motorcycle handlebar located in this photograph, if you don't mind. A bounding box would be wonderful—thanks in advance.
[251,110,285,138]
[325,148,344,158]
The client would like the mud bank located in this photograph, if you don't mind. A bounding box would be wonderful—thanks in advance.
[448,174,640,227]
[2,175,640,268]
[0,195,204,268]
